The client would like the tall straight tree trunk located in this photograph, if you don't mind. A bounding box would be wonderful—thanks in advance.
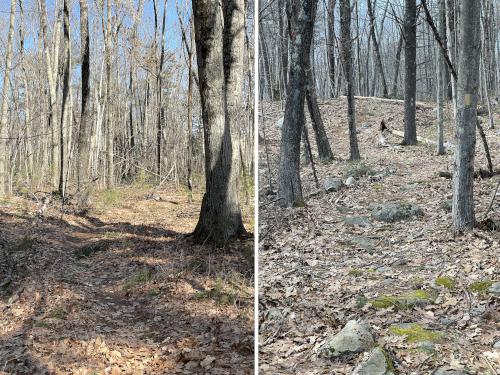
[192,0,245,244]
[327,0,336,97]
[59,0,71,195]
[77,0,92,208]
[436,0,445,155]
[0,0,16,196]
[277,0,318,207]
[306,70,333,161]
[403,0,417,145]
[446,0,457,114]
[187,19,194,192]
[222,0,246,233]
[155,0,167,180]
[340,0,360,160]
[367,0,388,98]
[391,33,404,98]
[452,0,480,232]
[278,0,288,91]
[104,0,114,188]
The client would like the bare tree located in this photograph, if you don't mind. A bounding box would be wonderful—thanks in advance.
[403,0,417,145]
[452,0,481,232]
[277,0,318,207]
[0,0,16,196]
[340,0,360,160]
[192,0,246,243]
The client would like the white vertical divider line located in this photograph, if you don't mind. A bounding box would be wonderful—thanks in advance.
[253,0,260,371]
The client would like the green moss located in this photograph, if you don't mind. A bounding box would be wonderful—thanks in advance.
[468,280,493,293]
[389,323,443,343]
[348,268,364,277]
[435,276,455,289]
[47,307,67,320]
[370,290,433,310]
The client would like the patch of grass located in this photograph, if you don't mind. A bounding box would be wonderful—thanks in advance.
[370,290,434,310]
[195,278,237,306]
[468,280,493,294]
[356,295,368,308]
[389,323,443,343]
[47,307,67,320]
[435,276,455,289]
[372,183,384,191]
[344,161,375,179]
[124,269,153,291]
[98,189,122,208]
[74,242,108,259]
[348,268,364,277]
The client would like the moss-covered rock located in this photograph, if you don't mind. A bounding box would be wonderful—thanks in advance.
[389,323,443,343]
[323,320,374,358]
[353,347,394,375]
[434,276,455,289]
[468,280,493,294]
[370,202,423,222]
[370,290,434,310]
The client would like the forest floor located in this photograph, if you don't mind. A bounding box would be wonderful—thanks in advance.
[0,184,254,374]
[259,97,500,374]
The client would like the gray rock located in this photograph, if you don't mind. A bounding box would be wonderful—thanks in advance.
[351,236,376,251]
[343,216,371,227]
[324,320,374,358]
[353,347,394,375]
[324,177,343,192]
[493,340,500,349]
[345,176,356,186]
[370,202,423,222]
[275,117,284,129]
[418,341,436,354]
[488,282,500,296]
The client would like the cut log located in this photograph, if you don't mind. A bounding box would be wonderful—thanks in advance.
[336,95,435,109]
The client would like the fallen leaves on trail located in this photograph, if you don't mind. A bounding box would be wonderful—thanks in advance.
[259,98,499,374]
[0,186,254,374]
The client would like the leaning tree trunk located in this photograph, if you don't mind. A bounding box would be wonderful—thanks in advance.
[0,0,16,196]
[306,70,334,161]
[340,0,360,160]
[277,0,318,207]
[403,0,417,145]
[452,0,480,232]
[77,0,92,209]
[192,0,245,244]
[367,0,388,98]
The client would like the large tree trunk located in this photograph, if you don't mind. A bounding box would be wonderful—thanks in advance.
[0,0,16,196]
[77,0,92,209]
[403,0,417,145]
[452,0,480,232]
[340,0,360,160]
[277,0,318,207]
[192,0,245,244]
[59,0,71,196]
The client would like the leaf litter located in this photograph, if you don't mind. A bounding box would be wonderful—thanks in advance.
[259,98,499,374]
[0,185,254,374]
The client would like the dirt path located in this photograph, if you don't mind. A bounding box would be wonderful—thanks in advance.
[259,98,499,374]
[0,187,254,374]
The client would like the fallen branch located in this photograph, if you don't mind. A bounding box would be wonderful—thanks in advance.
[337,95,435,109]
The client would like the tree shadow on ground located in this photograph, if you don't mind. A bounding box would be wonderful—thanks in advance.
[0,207,254,374]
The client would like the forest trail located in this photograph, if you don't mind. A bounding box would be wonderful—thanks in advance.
[259,98,499,374]
[0,187,254,374]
